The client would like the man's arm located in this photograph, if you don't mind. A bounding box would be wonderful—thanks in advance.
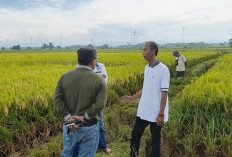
[101,63,108,83]
[121,89,142,103]
[84,78,107,120]
[183,56,187,67]
[159,91,168,115]
[156,91,168,126]
[53,75,71,121]
[157,67,170,126]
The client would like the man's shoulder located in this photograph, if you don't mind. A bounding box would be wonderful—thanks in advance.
[145,64,150,68]
[180,55,186,58]
[65,68,93,76]
[159,62,169,70]
[90,70,105,81]
[97,62,105,66]
[77,69,105,84]
[97,62,106,68]
[157,63,170,75]
[63,69,75,76]
[93,73,107,87]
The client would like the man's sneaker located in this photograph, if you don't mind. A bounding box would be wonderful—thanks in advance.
[104,148,112,154]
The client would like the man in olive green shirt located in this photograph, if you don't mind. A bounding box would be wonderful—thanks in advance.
[54,47,107,157]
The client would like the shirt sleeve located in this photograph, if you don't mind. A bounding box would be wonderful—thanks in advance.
[84,78,107,120]
[160,67,170,92]
[101,63,108,84]
[53,75,71,121]
[182,55,187,62]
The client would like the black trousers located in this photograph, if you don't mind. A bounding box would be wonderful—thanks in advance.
[130,117,162,157]
[176,71,185,78]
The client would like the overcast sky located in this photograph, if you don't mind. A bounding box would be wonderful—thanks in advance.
[0,0,231,47]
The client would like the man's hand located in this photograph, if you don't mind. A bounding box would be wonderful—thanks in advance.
[121,95,134,103]
[67,116,85,131]
[156,115,164,127]
[101,74,107,78]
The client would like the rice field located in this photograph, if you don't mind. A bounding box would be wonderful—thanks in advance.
[163,54,232,156]
[0,48,228,156]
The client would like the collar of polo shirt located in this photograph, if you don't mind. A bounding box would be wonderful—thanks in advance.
[149,60,160,68]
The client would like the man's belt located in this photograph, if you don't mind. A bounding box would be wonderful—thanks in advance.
[82,118,98,127]
[64,118,98,127]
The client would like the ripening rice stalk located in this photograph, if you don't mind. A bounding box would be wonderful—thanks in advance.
[164,54,232,156]
[0,50,220,155]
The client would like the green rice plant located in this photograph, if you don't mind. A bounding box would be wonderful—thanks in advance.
[30,150,50,157]
[203,133,217,156]
[0,49,220,155]
[163,54,232,156]
[184,134,197,156]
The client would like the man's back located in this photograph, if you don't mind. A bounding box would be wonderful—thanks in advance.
[54,47,107,157]
[54,66,107,120]
[176,55,187,71]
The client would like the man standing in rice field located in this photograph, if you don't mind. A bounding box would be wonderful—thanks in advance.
[94,60,112,154]
[78,45,112,154]
[121,41,170,157]
[54,47,107,157]
[173,50,187,78]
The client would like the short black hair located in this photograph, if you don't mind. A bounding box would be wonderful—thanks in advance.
[77,48,96,65]
[146,41,159,56]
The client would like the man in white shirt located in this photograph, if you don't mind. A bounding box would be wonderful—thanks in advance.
[121,41,170,157]
[173,50,187,78]
[94,62,112,154]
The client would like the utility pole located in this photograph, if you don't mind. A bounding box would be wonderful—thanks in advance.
[30,37,32,49]
[90,38,94,45]
[59,33,62,49]
[182,27,184,47]
[7,38,9,49]
[133,30,136,48]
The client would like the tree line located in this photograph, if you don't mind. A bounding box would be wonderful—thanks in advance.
[1,39,232,51]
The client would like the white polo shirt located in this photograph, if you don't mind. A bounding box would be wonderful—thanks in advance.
[93,63,108,83]
[176,55,187,71]
[137,61,170,123]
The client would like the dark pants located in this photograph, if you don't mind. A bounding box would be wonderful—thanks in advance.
[176,71,185,78]
[130,117,162,157]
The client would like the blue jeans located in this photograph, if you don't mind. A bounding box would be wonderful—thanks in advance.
[62,123,99,157]
[98,110,108,149]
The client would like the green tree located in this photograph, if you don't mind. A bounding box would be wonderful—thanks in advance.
[11,45,21,50]
[41,43,48,49]
[229,39,232,48]
[41,43,54,49]
[48,42,54,49]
